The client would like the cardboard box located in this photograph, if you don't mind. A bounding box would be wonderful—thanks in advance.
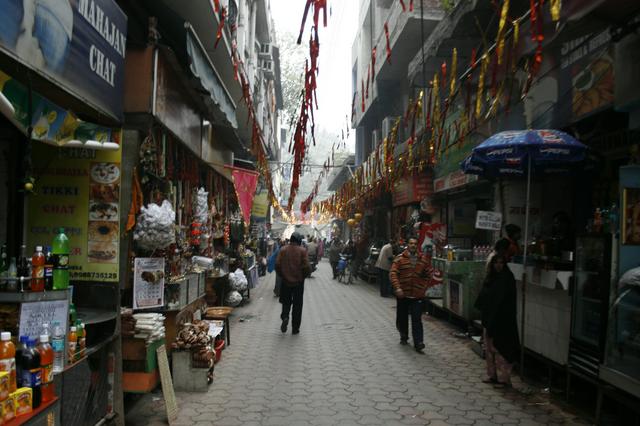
[2,396,15,422]
[11,388,32,417]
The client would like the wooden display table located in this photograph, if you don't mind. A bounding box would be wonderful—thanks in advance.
[204,307,234,346]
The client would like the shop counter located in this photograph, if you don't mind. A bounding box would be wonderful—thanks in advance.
[508,263,573,290]
[432,259,486,321]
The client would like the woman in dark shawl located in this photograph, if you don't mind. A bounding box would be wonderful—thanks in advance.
[475,254,520,387]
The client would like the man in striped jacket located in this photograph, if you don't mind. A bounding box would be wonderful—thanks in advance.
[389,237,433,353]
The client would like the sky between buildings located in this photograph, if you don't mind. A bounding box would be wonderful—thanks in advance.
[271,0,358,153]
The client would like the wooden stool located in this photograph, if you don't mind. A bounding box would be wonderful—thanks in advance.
[205,307,234,346]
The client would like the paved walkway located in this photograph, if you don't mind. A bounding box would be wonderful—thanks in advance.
[125,260,586,426]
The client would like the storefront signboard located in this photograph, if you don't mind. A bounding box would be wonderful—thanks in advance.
[475,211,502,231]
[251,190,269,219]
[434,171,478,193]
[28,142,121,282]
[558,22,614,123]
[0,70,115,145]
[0,0,127,120]
[392,174,432,207]
[133,258,165,310]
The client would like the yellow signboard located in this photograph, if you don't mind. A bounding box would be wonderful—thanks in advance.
[27,141,121,282]
[251,190,269,219]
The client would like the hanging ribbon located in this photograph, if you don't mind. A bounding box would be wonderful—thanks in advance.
[214,7,227,49]
[297,0,328,44]
[384,22,392,63]
[550,0,561,21]
[449,48,458,98]
[371,47,377,82]
[399,0,407,12]
[496,0,510,65]
[366,65,370,99]
[475,54,489,119]
[361,79,365,112]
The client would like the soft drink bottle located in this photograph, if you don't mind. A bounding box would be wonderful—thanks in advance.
[76,322,86,360]
[37,335,54,402]
[43,246,54,291]
[20,338,41,408]
[7,257,17,291]
[15,336,27,388]
[0,332,16,391]
[69,303,77,326]
[68,326,77,364]
[0,244,7,290]
[52,228,70,290]
[51,322,65,373]
[31,246,45,292]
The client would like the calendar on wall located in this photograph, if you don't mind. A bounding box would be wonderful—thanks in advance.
[133,258,166,310]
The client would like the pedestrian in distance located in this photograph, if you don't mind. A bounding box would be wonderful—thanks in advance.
[328,239,343,279]
[389,237,433,353]
[275,232,311,335]
[474,254,520,387]
[307,236,318,275]
[375,239,395,297]
[267,239,283,297]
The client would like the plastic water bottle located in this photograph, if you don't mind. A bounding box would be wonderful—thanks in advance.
[51,322,65,373]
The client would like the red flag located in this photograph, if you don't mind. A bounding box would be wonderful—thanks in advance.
[231,168,259,225]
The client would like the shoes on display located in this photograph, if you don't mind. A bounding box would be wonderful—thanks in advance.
[414,343,425,353]
[280,318,288,333]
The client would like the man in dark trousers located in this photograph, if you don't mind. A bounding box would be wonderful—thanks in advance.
[390,237,433,353]
[276,232,311,334]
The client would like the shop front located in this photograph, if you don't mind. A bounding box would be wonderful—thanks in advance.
[0,0,128,422]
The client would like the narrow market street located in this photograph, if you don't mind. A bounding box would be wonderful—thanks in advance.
[126,260,585,426]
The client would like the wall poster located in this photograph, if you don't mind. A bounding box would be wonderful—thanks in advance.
[133,258,165,310]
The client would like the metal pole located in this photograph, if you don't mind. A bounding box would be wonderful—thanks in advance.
[421,0,426,90]
[520,155,532,377]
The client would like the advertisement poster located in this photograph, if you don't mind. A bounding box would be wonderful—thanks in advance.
[20,300,68,340]
[133,258,165,310]
[28,143,121,282]
[0,0,127,120]
[251,190,269,219]
[623,188,640,245]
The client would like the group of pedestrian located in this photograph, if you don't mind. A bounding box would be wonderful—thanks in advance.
[268,224,522,387]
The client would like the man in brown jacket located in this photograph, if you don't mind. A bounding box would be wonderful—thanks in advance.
[276,232,311,334]
[389,237,433,352]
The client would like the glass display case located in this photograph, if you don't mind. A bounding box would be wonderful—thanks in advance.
[569,235,613,379]
[601,269,640,396]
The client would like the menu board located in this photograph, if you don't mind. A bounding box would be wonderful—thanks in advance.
[19,300,68,340]
[27,143,121,282]
[133,258,165,310]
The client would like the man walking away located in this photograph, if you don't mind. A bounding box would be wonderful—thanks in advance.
[328,239,343,279]
[307,237,318,274]
[276,232,311,334]
[376,239,394,297]
[390,237,433,353]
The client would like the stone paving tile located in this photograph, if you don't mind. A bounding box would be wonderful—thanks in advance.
[125,260,586,426]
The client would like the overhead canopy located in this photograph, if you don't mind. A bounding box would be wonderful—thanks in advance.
[0,69,119,150]
[185,24,237,129]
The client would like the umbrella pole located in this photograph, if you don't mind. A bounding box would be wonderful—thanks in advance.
[520,156,532,378]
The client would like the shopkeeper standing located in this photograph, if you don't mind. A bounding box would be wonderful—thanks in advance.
[504,224,522,260]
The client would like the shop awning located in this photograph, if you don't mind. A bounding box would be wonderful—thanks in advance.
[185,25,237,129]
[210,163,234,184]
[0,70,119,150]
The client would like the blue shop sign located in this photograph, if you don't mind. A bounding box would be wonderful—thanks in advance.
[0,0,128,121]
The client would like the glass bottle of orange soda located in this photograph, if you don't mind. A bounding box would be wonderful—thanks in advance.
[0,332,16,391]
[37,335,54,402]
[68,327,77,364]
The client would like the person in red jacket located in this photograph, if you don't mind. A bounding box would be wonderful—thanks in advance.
[390,237,433,353]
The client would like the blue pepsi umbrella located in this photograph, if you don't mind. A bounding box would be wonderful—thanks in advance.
[461,129,589,373]
[461,129,588,177]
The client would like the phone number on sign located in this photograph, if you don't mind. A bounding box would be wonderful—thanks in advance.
[70,272,118,280]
